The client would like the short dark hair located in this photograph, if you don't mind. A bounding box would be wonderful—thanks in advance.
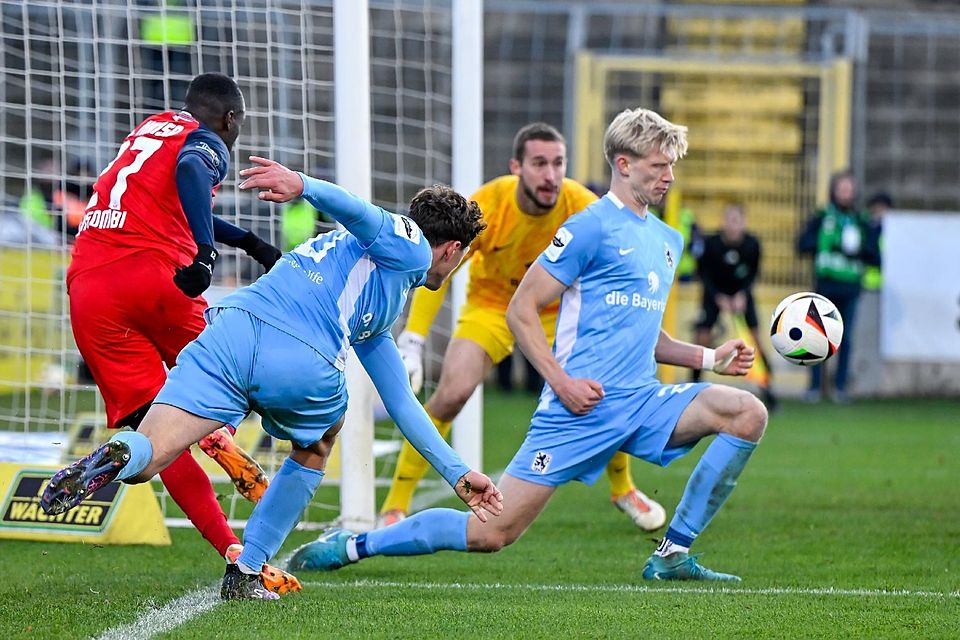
[512,122,564,162]
[407,185,486,248]
[183,73,244,116]
[867,191,893,208]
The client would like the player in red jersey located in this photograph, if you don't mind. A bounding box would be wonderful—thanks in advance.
[67,73,298,594]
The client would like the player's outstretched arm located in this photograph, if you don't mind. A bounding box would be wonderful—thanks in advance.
[655,330,754,376]
[354,333,503,520]
[239,156,383,245]
[507,263,604,415]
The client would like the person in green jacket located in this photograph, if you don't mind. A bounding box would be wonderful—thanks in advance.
[797,171,880,403]
[862,192,891,291]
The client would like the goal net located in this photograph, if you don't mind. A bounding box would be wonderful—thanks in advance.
[0,0,467,530]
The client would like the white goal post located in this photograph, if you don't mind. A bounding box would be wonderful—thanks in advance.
[0,0,484,531]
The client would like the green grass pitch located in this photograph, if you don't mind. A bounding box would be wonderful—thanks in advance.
[1,391,957,638]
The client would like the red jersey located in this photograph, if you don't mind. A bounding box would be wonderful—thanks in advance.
[68,111,207,284]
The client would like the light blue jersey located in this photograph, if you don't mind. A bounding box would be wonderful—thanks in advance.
[155,175,470,488]
[506,192,707,486]
[217,184,431,371]
[538,192,684,391]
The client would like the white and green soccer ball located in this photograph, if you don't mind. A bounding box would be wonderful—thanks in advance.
[769,292,844,366]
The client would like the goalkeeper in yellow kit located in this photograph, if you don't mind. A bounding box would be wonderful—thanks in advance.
[379,122,666,531]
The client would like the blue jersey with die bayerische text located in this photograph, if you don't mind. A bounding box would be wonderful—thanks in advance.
[537,192,684,390]
[215,179,432,371]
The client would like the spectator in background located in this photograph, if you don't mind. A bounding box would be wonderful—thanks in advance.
[55,158,98,237]
[18,156,59,232]
[280,169,335,251]
[862,191,892,292]
[797,171,880,403]
[140,0,194,114]
[691,203,776,410]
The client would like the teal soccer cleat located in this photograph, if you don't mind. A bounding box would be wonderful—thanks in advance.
[288,528,355,571]
[642,552,742,582]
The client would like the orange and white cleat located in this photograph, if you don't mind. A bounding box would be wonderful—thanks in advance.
[612,489,667,532]
[225,544,302,595]
[199,427,269,503]
[376,509,407,528]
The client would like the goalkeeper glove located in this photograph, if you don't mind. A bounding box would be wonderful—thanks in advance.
[174,244,218,298]
[397,330,426,394]
[237,231,282,271]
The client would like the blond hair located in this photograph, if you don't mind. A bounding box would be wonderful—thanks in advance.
[603,108,688,168]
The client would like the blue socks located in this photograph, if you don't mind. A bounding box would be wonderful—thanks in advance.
[355,508,469,558]
[666,432,757,549]
[239,457,324,570]
[109,431,153,481]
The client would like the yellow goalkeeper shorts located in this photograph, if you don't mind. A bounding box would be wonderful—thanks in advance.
[452,301,557,365]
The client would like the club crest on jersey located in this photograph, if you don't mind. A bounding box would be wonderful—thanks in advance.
[664,243,675,269]
[647,271,660,294]
[544,227,572,262]
[531,451,552,474]
[393,214,421,243]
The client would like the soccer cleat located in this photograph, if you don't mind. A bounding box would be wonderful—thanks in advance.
[287,528,355,571]
[642,551,742,582]
[40,440,131,515]
[612,489,667,531]
[220,563,280,601]
[224,544,302,595]
[376,509,407,528]
[198,427,269,503]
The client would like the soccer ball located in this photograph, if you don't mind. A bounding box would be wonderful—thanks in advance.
[769,292,844,366]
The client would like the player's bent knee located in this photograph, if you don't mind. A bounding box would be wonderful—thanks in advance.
[734,392,768,442]
[467,522,521,553]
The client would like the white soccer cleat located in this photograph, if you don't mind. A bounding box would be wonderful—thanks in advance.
[612,489,667,531]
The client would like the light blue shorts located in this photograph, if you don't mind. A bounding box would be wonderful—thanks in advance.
[505,381,709,487]
[155,307,347,448]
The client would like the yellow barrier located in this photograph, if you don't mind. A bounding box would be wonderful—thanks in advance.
[0,462,170,545]
[0,247,67,392]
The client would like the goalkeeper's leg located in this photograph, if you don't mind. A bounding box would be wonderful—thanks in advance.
[606,452,667,531]
[379,337,494,521]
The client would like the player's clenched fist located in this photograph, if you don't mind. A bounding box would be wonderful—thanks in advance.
[553,375,604,415]
[455,470,503,522]
[239,156,305,203]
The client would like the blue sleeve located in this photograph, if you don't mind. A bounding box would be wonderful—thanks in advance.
[299,174,384,245]
[536,212,602,286]
[176,128,230,248]
[353,333,470,488]
[213,216,248,246]
[300,173,430,273]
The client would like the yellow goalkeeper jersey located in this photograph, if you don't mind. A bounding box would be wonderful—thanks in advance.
[405,175,597,335]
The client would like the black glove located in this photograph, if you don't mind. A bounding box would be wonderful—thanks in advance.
[173,244,218,298]
[237,231,282,271]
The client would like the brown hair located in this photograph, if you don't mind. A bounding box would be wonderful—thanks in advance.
[512,122,565,162]
[408,185,486,247]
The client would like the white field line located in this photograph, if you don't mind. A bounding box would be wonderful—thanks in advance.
[93,472,490,640]
[306,578,960,600]
[93,587,220,640]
